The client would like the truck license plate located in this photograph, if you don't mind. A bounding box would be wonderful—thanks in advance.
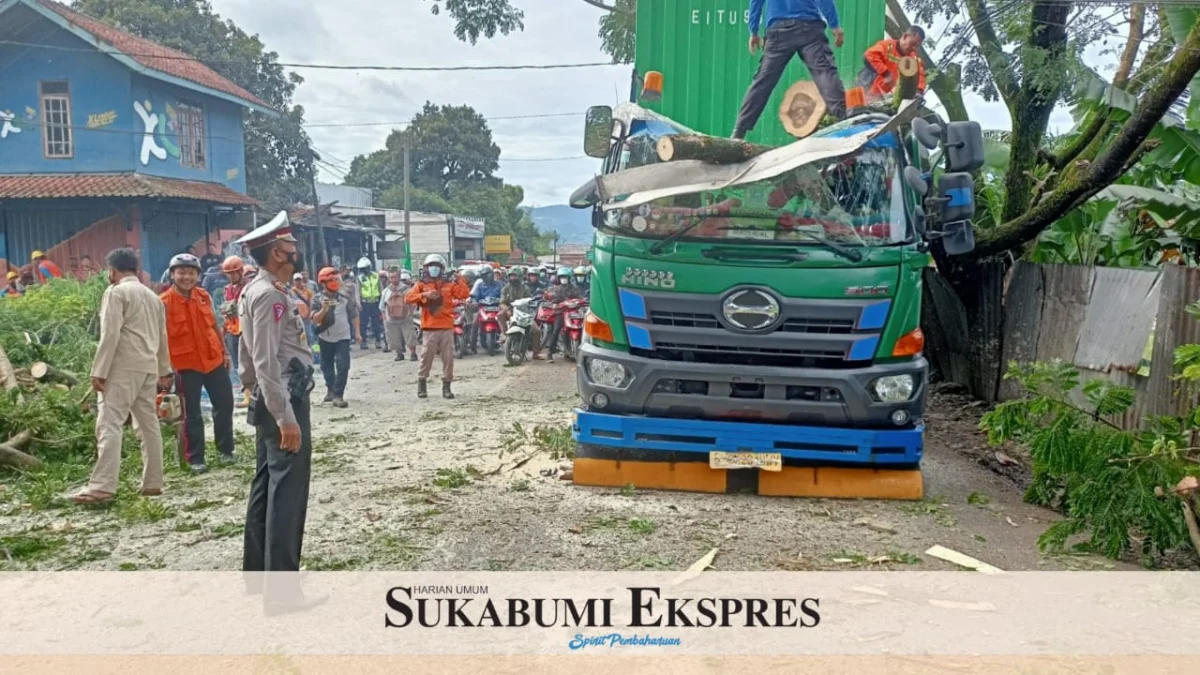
[709,451,782,472]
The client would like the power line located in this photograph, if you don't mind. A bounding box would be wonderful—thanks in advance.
[501,155,592,162]
[0,40,620,71]
[303,112,584,128]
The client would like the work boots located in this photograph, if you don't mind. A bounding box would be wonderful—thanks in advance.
[442,381,454,400]
[417,378,428,399]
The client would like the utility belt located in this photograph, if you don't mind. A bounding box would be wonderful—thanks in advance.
[246,357,315,426]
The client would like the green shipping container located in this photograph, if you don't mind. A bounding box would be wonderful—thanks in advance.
[634,0,887,146]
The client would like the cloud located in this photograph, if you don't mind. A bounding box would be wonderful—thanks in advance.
[210,0,628,204]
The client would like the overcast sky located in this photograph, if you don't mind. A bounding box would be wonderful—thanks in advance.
[206,0,1099,206]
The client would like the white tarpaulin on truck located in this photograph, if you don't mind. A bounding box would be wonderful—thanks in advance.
[598,100,920,211]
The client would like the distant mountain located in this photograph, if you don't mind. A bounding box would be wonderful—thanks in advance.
[526,205,593,245]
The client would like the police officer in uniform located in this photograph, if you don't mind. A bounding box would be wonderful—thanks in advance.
[235,212,322,613]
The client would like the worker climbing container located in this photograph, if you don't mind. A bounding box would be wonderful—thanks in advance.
[633,0,887,146]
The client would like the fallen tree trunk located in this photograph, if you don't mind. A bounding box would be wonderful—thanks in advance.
[0,343,18,391]
[31,361,80,387]
[656,135,774,164]
[0,430,41,470]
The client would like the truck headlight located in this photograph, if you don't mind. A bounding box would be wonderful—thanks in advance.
[586,358,630,388]
[871,374,914,402]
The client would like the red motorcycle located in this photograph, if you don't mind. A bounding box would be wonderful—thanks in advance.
[453,299,468,359]
[535,296,559,356]
[560,298,588,362]
[476,299,503,356]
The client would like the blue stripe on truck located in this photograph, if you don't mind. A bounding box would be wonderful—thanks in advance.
[619,289,647,320]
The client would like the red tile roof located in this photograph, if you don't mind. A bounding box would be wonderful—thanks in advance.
[36,0,272,111]
[0,174,259,206]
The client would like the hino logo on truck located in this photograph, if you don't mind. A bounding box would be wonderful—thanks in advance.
[722,289,781,331]
[622,267,676,289]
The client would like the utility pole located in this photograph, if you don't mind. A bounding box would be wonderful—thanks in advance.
[309,147,330,267]
[403,131,412,272]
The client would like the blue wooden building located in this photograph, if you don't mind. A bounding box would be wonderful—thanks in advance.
[0,0,274,280]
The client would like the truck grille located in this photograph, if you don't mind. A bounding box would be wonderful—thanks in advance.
[650,311,720,329]
[779,318,855,334]
[651,312,855,334]
[633,342,852,369]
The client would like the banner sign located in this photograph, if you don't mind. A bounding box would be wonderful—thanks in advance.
[485,235,511,254]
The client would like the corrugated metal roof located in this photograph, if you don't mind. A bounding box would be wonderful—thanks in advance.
[1074,267,1162,373]
[0,173,258,205]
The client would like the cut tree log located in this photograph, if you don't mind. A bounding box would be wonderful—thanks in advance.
[31,361,80,387]
[894,55,920,104]
[779,80,826,138]
[656,135,773,164]
[0,430,41,470]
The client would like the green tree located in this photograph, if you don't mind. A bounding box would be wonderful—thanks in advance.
[73,0,316,211]
[345,102,500,200]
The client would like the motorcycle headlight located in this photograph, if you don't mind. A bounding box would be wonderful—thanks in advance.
[870,374,915,402]
[586,358,630,388]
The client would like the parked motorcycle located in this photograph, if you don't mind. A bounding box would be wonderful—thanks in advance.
[504,296,538,366]
[477,299,502,356]
[560,298,588,362]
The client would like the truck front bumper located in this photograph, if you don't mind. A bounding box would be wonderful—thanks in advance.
[576,342,928,429]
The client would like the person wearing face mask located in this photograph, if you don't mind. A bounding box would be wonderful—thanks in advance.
[405,254,470,399]
[72,248,172,505]
[311,266,354,408]
[160,253,237,473]
[542,267,582,363]
[235,212,321,605]
[355,257,384,350]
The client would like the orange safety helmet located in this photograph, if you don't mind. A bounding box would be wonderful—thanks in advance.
[221,255,244,273]
[317,266,339,284]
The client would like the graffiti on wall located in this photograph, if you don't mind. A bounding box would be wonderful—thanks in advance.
[86,110,117,129]
[135,100,167,164]
[0,109,20,139]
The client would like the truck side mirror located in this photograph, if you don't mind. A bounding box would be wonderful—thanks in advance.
[569,177,600,209]
[584,106,614,159]
[911,117,942,149]
[941,221,976,255]
[937,172,976,222]
[944,121,985,172]
[903,166,928,196]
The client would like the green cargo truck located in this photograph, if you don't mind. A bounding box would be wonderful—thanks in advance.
[566,0,984,499]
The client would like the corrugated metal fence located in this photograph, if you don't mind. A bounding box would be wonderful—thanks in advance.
[927,262,1200,430]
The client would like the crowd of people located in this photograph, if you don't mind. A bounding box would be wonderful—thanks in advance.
[40,236,592,492]
[18,210,593,608]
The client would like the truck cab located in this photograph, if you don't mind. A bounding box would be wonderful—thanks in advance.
[567,101,984,499]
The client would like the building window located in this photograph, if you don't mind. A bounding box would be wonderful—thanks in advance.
[39,81,72,159]
[177,104,206,169]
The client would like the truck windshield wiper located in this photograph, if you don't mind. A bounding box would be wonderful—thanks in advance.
[648,218,706,255]
[718,226,864,262]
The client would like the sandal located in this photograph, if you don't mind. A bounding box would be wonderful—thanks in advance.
[70,490,115,505]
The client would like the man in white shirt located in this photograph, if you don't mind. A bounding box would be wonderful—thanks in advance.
[73,248,173,504]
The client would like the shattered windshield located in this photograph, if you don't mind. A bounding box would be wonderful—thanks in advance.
[601,140,910,248]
